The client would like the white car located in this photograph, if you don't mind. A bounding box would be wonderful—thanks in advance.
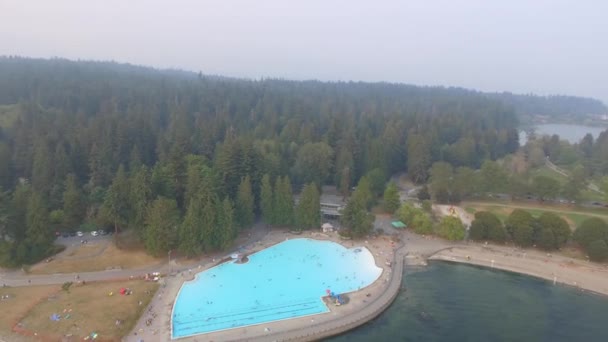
[76,231,84,237]
[91,231,99,237]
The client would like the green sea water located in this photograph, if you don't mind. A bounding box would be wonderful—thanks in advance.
[328,262,608,342]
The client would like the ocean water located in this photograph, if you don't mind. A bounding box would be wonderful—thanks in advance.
[171,238,382,339]
[329,262,608,342]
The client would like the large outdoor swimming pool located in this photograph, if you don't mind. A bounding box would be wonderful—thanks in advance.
[171,238,383,339]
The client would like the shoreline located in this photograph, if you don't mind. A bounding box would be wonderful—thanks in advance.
[427,245,608,297]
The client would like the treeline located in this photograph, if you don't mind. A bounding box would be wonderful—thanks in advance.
[470,211,608,262]
[488,92,607,118]
[0,57,522,265]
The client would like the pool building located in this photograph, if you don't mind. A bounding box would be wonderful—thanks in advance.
[171,238,382,339]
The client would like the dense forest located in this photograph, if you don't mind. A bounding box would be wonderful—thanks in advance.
[0,56,602,266]
[489,92,607,117]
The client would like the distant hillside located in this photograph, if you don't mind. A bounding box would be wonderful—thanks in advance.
[487,92,608,125]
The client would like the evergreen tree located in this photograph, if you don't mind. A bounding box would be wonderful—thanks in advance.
[273,176,294,227]
[341,193,374,238]
[129,166,151,232]
[9,183,31,244]
[151,163,176,200]
[178,198,203,257]
[235,175,255,229]
[62,174,85,231]
[144,197,180,256]
[31,140,53,195]
[200,196,217,252]
[102,165,130,234]
[295,183,321,230]
[260,174,274,225]
[215,197,235,250]
[383,182,400,214]
[0,188,10,240]
[25,192,52,262]
[0,142,12,190]
[353,176,373,210]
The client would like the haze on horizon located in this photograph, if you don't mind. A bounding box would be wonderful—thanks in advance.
[1,0,607,105]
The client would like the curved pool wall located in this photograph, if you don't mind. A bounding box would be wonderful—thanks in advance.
[171,238,383,339]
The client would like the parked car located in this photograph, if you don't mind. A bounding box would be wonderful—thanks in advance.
[76,231,84,237]
[69,231,77,237]
[100,229,108,236]
[91,231,99,237]
[61,232,69,238]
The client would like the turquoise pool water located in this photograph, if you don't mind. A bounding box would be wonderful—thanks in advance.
[171,238,383,339]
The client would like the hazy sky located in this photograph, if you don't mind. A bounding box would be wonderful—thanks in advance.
[1,0,607,103]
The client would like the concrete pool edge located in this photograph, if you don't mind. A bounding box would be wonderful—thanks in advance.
[170,238,384,340]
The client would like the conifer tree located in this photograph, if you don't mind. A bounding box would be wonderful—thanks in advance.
[25,192,52,262]
[62,174,85,230]
[144,197,180,256]
[129,166,151,232]
[0,188,10,241]
[200,196,216,252]
[341,193,374,238]
[295,183,320,230]
[260,173,274,225]
[383,182,400,214]
[215,197,235,250]
[273,176,294,227]
[9,183,30,244]
[235,175,254,229]
[178,197,203,257]
[102,165,130,234]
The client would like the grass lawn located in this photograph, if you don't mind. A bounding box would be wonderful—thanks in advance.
[0,285,59,337]
[530,165,568,184]
[19,280,158,341]
[29,244,161,275]
[464,201,608,230]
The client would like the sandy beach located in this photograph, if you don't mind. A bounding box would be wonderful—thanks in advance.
[429,244,608,296]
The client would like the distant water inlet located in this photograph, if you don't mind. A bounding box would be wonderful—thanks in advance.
[171,238,383,339]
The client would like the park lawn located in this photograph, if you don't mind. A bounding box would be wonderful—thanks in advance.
[580,188,605,202]
[30,244,161,275]
[464,203,607,230]
[530,165,568,184]
[65,243,106,258]
[19,280,158,341]
[0,285,59,336]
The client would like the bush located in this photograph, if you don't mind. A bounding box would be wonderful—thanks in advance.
[587,240,608,262]
[412,213,433,235]
[574,218,608,249]
[469,211,505,243]
[535,212,571,250]
[437,216,465,241]
[506,209,535,247]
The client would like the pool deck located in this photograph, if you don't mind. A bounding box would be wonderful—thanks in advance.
[125,230,405,342]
